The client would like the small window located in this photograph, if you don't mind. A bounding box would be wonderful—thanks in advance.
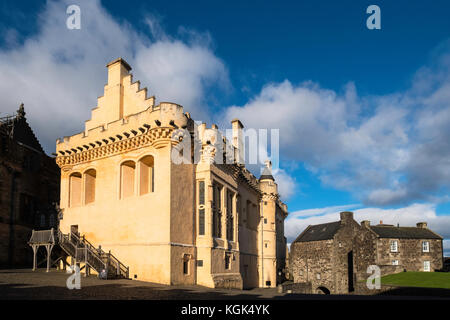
[390,240,398,252]
[225,254,231,270]
[422,241,430,253]
[199,181,205,205]
[183,254,190,275]
[392,260,399,265]
[199,209,205,236]
[424,261,431,272]
[49,214,56,227]
[197,260,203,267]
[40,214,46,227]
[198,181,205,235]
[264,218,267,224]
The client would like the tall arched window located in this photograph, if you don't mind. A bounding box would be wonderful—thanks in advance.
[139,155,154,195]
[40,214,46,227]
[121,161,136,198]
[84,169,96,204]
[69,172,82,207]
[49,214,55,227]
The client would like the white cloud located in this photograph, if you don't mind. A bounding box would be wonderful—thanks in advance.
[444,240,450,257]
[285,203,450,245]
[223,45,450,206]
[0,0,228,153]
[272,168,297,200]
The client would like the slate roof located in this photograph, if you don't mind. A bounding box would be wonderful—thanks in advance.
[293,221,341,243]
[369,226,442,240]
[259,165,274,181]
[0,105,44,153]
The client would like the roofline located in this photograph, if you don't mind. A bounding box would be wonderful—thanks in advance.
[293,225,312,243]
[369,226,443,240]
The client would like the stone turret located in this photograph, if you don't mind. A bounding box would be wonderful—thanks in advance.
[259,160,277,195]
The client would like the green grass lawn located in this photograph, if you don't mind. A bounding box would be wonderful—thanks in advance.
[381,272,450,289]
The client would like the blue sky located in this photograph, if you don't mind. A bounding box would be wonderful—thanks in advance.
[0,0,449,254]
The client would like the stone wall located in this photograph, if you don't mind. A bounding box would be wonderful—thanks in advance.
[279,281,312,294]
[0,118,60,268]
[290,239,334,293]
[376,238,443,271]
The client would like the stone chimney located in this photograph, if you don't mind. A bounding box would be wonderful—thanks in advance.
[104,58,132,121]
[361,220,370,228]
[106,57,131,86]
[231,119,244,164]
[340,211,354,224]
[416,222,427,229]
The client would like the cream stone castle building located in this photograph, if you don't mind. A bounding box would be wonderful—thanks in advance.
[54,58,288,289]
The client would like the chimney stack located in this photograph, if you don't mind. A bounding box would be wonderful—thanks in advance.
[106,57,131,86]
[231,119,244,164]
[340,211,354,223]
[361,220,370,228]
[416,222,427,229]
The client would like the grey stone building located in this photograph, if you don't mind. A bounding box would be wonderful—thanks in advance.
[290,212,377,294]
[290,211,444,295]
[362,221,443,273]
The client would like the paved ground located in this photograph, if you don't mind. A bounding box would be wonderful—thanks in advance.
[1,269,449,299]
[0,269,288,300]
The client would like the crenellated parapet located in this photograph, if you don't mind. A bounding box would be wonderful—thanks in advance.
[55,126,176,168]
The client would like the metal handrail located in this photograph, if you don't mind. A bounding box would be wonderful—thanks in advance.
[56,229,128,279]
[31,229,129,278]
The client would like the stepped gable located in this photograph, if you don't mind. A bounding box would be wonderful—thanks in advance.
[0,104,44,153]
[85,57,156,132]
[55,58,191,161]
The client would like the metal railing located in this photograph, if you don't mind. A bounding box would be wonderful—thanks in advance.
[32,229,130,279]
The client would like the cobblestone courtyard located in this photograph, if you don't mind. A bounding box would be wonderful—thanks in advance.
[0,269,289,300]
[1,269,449,299]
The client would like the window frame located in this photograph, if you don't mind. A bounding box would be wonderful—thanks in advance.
[424,260,431,272]
[422,241,430,253]
[390,240,398,253]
